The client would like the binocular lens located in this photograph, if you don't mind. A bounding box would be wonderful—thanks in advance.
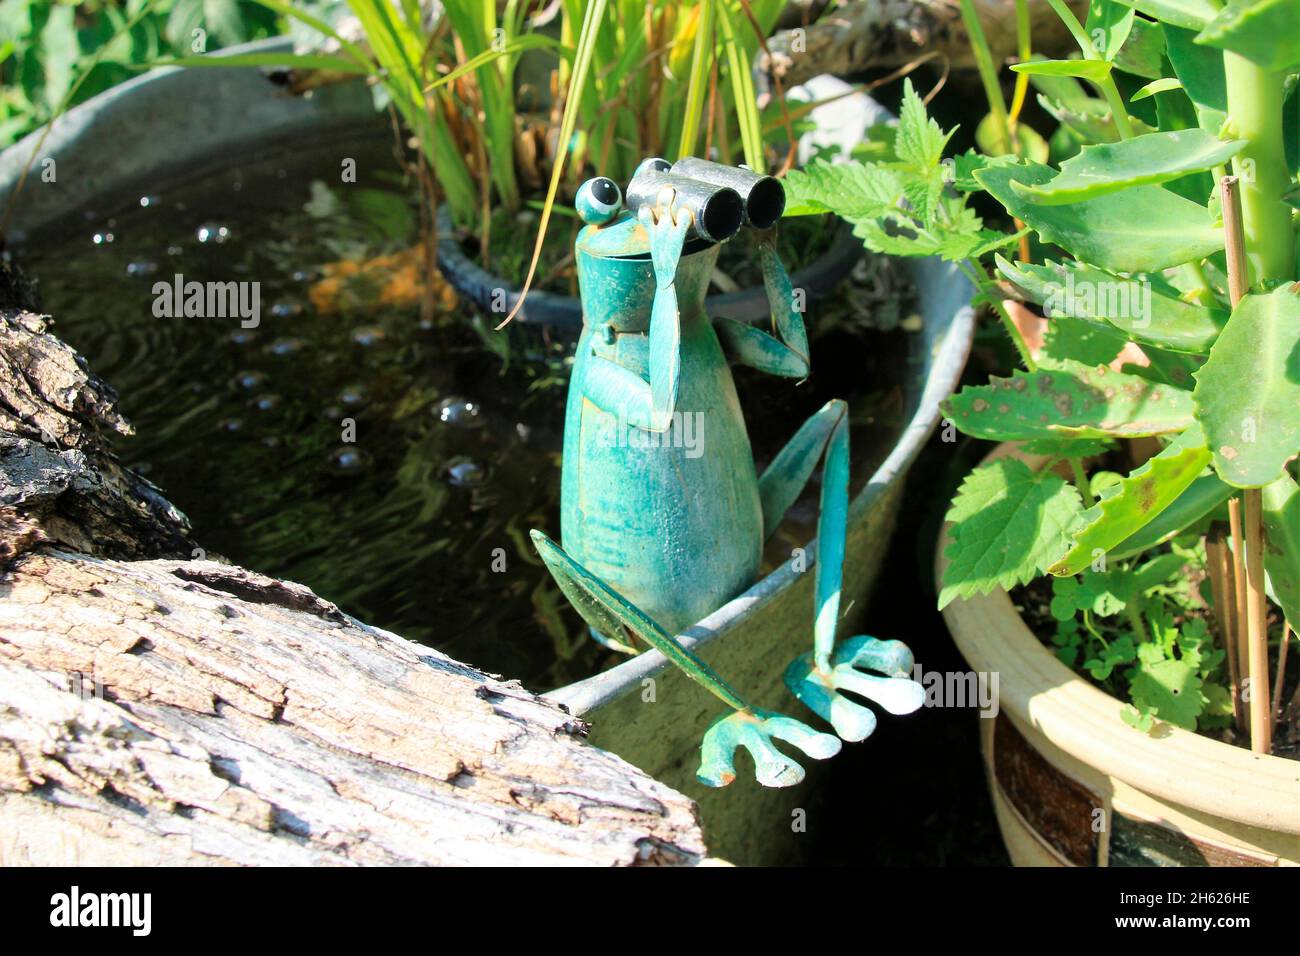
[625,172,744,243]
[669,157,786,230]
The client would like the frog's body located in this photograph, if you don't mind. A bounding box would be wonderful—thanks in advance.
[530,162,924,787]
[561,239,761,636]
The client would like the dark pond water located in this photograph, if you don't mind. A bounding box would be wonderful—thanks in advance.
[18,131,917,692]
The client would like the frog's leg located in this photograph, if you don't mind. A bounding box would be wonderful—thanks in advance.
[582,187,689,433]
[759,401,925,743]
[713,230,811,379]
[529,529,841,787]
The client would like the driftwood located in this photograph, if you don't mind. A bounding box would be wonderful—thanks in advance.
[0,264,708,866]
[759,0,1089,90]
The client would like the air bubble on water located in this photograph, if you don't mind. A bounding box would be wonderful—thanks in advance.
[126,260,159,278]
[291,268,318,283]
[139,195,159,208]
[267,337,304,356]
[446,458,484,487]
[229,330,256,346]
[515,422,532,443]
[329,447,370,473]
[167,245,184,257]
[436,397,482,427]
[92,232,115,245]
[196,223,231,244]
[217,417,244,433]
[251,394,281,412]
[233,370,266,390]
[338,385,367,407]
[351,326,386,347]
[270,301,303,319]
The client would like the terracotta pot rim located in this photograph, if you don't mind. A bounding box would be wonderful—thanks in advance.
[937,443,1300,834]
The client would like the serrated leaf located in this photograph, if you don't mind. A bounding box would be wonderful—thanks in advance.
[895,78,953,171]
[1108,472,1234,559]
[1049,424,1211,574]
[996,255,1228,353]
[1086,0,1137,60]
[1192,285,1300,487]
[1194,0,1300,72]
[1009,130,1243,204]
[943,359,1195,441]
[1011,58,1115,82]
[1113,0,1220,30]
[1262,472,1300,630]
[1130,657,1205,729]
[975,161,1223,272]
[780,159,902,218]
[939,459,1083,609]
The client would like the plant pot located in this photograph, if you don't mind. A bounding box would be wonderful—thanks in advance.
[436,204,865,328]
[1,39,979,866]
[938,443,1300,867]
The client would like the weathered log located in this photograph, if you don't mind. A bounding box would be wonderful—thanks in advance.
[0,270,708,865]
[0,552,708,865]
[760,0,1089,90]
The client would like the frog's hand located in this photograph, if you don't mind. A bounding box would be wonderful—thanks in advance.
[714,232,810,379]
[784,636,924,742]
[581,194,689,433]
[698,709,842,789]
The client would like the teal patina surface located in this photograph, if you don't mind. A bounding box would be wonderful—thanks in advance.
[531,159,925,788]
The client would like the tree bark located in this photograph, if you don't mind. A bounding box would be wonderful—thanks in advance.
[759,0,1089,90]
[0,264,708,866]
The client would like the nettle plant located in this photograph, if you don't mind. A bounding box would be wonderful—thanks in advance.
[785,0,1300,738]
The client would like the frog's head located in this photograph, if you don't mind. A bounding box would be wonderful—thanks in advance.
[574,158,747,330]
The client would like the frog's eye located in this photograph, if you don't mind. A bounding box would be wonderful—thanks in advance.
[634,157,672,179]
[576,177,622,225]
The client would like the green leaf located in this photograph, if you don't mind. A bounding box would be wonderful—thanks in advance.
[153,51,372,73]
[939,459,1083,609]
[1113,16,1168,78]
[1086,0,1137,60]
[1262,471,1300,630]
[1009,129,1243,205]
[942,359,1196,441]
[1108,472,1235,559]
[1130,657,1205,729]
[996,256,1228,353]
[976,111,1049,162]
[781,160,901,218]
[1165,25,1227,132]
[1113,0,1220,30]
[895,78,953,171]
[1020,437,1116,458]
[975,161,1223,272]
[1048,424,1212,574]
[1192,285,1300,487]
[1131,77,1183,101]
[1194,0,1300,72]
[1011,58,1114,82]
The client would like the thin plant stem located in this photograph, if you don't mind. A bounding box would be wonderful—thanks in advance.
[958,0,1011,156]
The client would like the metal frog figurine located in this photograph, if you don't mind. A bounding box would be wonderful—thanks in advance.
[529,157,924,788]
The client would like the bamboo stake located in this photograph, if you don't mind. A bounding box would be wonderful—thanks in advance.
[1221,174,1272,754]
[1274,621,1291,738]
[1227,496,1250,728]
[1206,525,1243,729]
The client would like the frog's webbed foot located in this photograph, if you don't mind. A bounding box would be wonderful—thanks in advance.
[784,636,925,742]
[637,186,692,286]
[697,709,842,788]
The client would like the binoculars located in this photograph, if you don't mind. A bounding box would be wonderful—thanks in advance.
[625,157,786,244]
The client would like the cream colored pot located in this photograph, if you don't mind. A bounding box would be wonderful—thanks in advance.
[939,445,1300,867]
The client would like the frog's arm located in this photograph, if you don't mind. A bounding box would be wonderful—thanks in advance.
[714,232,811,379]
[583,195,688,433]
